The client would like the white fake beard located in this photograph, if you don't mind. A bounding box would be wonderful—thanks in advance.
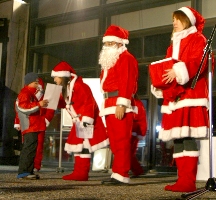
[99,45,122,70]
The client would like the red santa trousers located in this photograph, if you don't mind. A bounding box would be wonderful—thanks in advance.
[130,135,144,176]
[106,112,133,183]
[34,131,45,170]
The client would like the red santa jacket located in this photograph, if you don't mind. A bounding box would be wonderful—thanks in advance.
[100,49,138,116]
[14,79,55,130]
[132,99,147,140]
[58,76,100,125]
[151,26,209,114]
[15,86,46,134]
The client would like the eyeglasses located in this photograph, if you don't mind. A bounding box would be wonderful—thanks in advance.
[103,41,117,47]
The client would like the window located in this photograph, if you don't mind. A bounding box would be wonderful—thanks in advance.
[144,33,170,57]
[127,38,143,59]
[138,64,149,96]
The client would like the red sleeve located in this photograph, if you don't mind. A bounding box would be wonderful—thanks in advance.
[44,108,55,122]
[14,100,20,126]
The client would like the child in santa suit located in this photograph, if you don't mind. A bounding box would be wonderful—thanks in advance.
[51,61,109,181]
[130,93,147,177]
[151,7,210,192]
[16,72,49,179]
[14,78,54,172]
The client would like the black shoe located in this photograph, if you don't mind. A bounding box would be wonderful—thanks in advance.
[101,178,128,185]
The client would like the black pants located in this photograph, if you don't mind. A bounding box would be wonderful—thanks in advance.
[173,137,198,153]
[18,132,38,174]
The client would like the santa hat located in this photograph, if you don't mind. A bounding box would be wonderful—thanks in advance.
[102,25,129,45]
[38,77,44,89]
[51,61,76,77]
[178,6,205,32]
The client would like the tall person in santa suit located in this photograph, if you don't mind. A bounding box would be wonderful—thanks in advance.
[99,25,138,185]
[51,61,109,181]
[151,7,212,192]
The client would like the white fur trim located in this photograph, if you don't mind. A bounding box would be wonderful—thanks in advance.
[14,124,20,128]
[111,173,130,183]
[161,98,209,114]
[151,57,172,65]
[151,85,163,99]
[133,106,138,114]
[80,154,91,158]
[178,7,196,25]
[103,36,129,44]
[64,143,83,153]
[99,105,136,116]
[173,62,189,85]
[173,151,199,158]
[66,75,78,118]
[172,26,197,60]
[173,152,184,158]
[90,138,110,152]
[51,70,72,77]
[183,150,199,157]
[159,126,208,142]
[45,118,50,127]
[82,116,94,125]
[116,97,131,107]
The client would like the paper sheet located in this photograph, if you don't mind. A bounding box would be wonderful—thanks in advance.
[43,83,62,110]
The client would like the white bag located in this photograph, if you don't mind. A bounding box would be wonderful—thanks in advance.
[75,121,93,139]
[92,148,112,171]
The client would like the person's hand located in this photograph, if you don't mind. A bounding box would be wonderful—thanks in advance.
[39,99,49,107]
[162,69,176,84]
[82,122,91,127]
[115,105,126,120]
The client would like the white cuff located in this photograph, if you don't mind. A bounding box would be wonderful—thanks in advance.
[151,85,163,98]
[45,118,50,127]
[116,97,131,107]
[173,62,189,85]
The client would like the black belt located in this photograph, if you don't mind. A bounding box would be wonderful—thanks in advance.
[103,91,119,99]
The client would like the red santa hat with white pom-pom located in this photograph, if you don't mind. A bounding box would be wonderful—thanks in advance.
[102,25,129,45]
[178,6,205,32]
[51,61,78,107]
[51,61,76,78]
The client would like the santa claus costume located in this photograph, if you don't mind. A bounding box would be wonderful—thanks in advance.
[151,7,210,192]
[99,25,138,184]
[16,72,48,179]
[130,95,147,177]
[14,77,54,172]
[51,61,109,181]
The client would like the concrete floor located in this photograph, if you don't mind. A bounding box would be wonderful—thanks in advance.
[0,165,215,200]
